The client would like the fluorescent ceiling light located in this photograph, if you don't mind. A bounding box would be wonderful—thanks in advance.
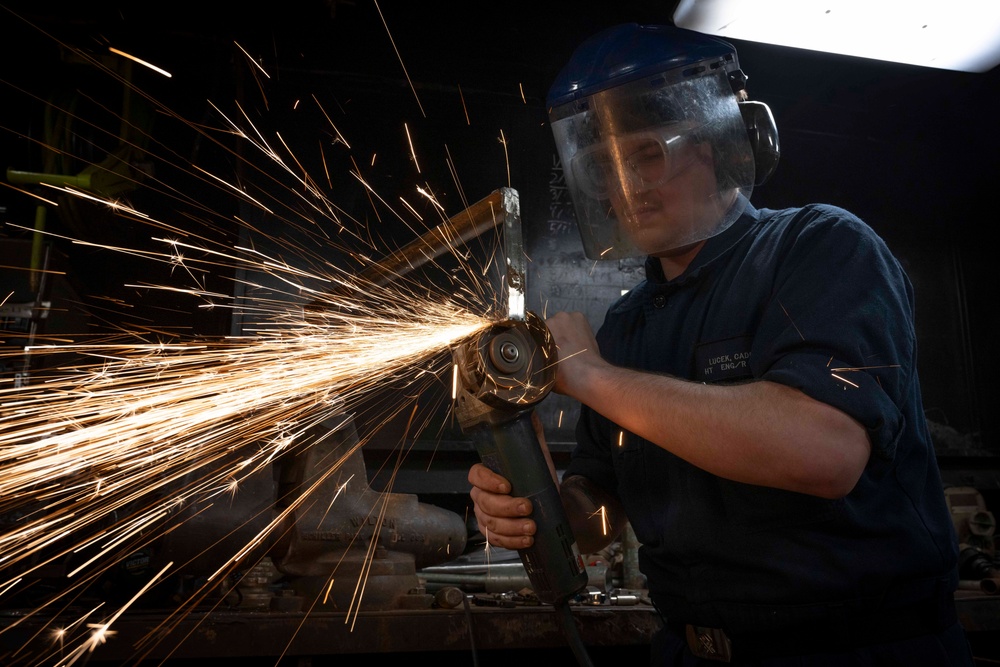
[673,0,1000,72]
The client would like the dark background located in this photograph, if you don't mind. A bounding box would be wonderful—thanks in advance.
[2,0,997,497]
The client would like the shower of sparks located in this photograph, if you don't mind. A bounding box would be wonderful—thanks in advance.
[0,241,491,654]
[0,11,514,664]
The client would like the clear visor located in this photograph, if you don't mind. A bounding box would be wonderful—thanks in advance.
[551,69,755,260]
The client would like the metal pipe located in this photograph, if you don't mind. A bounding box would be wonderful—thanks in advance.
[357,188,513,288]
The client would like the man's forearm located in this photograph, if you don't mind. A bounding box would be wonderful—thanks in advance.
[569,362,871,498]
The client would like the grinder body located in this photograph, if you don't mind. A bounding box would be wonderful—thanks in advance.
[453,312,588,605]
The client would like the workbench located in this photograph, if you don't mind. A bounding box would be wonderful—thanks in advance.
[3,593,998,666]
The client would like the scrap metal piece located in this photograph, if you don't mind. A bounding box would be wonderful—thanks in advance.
[357,187,516,289]
[500,187,526,322]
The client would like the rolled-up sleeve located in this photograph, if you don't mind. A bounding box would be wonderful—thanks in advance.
[752,205,916,466]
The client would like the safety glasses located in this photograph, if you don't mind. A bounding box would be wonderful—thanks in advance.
[570,127,693,199]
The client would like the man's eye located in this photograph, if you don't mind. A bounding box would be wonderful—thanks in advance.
[628,145,664,166]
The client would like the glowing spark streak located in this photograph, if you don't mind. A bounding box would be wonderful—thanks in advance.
[275,131,328,207]
[231,99,274,153]
[0,180,59,206]
[233,41,270,78]
[443,145,470,215]
[207,100,351,227]
[80,561,172,657]
[519,82,526,103]
[311,94,350,148]
[404,122,420,173]
[350,170,407,223]
[618,430,625,448]
[321,475,355,527]
[588,506,609,535]
[344,452,406,633]
[108,47,172,78]
[0,577,22,598]
[458,84,470,125]
[499,129,511,187]
[121,283,230,299]
[778,300,805,341]
[415,186,445,213]
[48,185,149,219]
[398,196,423,221]
[373,0,425,117]
[830,364,901,371]
[190,164,275,214]
[319,141,332,189]
[451,362,459,400]
[830,372,860,388]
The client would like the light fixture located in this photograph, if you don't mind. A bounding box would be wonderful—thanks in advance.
[672,0,1000,72]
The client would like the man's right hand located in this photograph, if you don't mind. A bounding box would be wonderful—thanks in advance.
[468,462,537,550]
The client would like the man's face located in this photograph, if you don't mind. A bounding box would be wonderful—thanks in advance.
[609,131,724,256]
[573,126,725,256]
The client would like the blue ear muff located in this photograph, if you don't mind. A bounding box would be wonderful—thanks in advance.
[739,101,780,185]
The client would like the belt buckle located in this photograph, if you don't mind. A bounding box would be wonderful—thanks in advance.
[685,624,733,662]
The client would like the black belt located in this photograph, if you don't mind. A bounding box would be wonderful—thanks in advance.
[661,588,958,663]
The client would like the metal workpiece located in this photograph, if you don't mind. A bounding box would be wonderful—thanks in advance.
[356,187,519,289]
[500,187,526,322]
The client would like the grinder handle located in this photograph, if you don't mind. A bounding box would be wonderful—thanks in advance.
[470,410,588,606]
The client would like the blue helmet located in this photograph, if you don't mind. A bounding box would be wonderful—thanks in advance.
[547,23,745,109]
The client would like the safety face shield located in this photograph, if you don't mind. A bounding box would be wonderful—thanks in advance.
[550,67,755,260]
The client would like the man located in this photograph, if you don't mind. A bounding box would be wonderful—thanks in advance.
[468,23,974,666]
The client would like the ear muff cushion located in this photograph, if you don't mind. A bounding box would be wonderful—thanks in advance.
[739,101,780,185]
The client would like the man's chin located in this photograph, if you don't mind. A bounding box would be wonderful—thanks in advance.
[629,238,705,262]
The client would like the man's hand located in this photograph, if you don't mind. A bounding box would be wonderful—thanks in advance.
[468,463,537,549]
[545,311,607,399]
